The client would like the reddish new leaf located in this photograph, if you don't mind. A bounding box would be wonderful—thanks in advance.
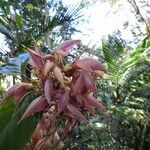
[67,104,86,121]
[54,90,63,99]
[44,78,53,105]
[83,71,97,93]
[87,96,106,112]
[43,54,53,61]
[57,89,69,113]
[39,114,55,131]
[55,40,80,56]
[71,72,84,96]
[75,94,83,105]
[3,83,33,102]
[82,58,107,72]
[20,95,46,121]
[43,60,54,76]
[92,70,104,77]
[27,48,43,69]
[64,111,76,120]
[63,64,74,77]
[39,117,48,131]
[3,84,20,100]
[82,97,95,115]
[32,125,42,142]
[14,83,33,103]
[55,49,67,56]
[53,67,64,87]
[74,59,92,72]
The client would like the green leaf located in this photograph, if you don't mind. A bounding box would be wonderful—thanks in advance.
[0,100,15,132]
[0,1,12,7]
[0,92,40,150]
[21,57,29,75]
[26,4,34,11]
[15,14,23,27]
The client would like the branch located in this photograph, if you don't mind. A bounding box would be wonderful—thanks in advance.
[128,0,150,35]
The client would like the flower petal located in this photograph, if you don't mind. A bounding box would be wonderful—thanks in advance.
[67,104,86,121]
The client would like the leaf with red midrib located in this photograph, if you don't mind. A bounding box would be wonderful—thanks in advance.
[67,104,86,121]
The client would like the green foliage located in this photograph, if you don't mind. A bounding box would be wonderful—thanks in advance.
[0,0,83,52]
[66,34,150,149]
[0,92,40,150]
[0,79,4,99]
[0,100,15,132]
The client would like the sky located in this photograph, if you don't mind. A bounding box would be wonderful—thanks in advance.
[0,0,146,52]
[63,0,139,46]
[63,0,148,47]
